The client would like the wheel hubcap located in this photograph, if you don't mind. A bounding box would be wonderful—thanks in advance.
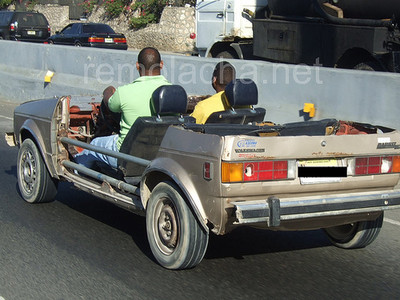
[21,150,36,194]
[155,199,179,255]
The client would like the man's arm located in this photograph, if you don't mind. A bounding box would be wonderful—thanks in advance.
[107,87,123,113]
[102,86,116,108]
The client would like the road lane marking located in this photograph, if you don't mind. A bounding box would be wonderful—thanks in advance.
[0,115,12,120]
[385,218,400,226]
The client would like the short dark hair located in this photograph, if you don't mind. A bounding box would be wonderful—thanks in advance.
[137,47,161,72]
[212,61,236,87]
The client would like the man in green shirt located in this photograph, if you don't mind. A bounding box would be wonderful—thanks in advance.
[75,47,170,169]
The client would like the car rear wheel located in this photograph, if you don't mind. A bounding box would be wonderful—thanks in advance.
[17,138,58,203]
[324,213,383,249]
[75,42,82,47]
[146,181,209,269]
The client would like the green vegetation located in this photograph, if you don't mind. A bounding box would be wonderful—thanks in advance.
[0,0,13,9]
[129,0,194,29]
[129,0,168,29]
[103,0,131,19]
[79,0,97,15]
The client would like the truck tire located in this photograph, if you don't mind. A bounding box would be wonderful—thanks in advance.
[354,61,384,71]
[214,49,238,59]
[324,213,383,249]
[146,181,209,269]
[17,138,58,203]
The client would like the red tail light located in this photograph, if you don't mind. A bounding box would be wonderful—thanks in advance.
[10,23,15,31]
[48,25,51,34]
[222,160,294,183]
[354,156,400,175]
[88,37,105,43]
[114,38,126,44]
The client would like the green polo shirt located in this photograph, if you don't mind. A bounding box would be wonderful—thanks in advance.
[108,75,170,149]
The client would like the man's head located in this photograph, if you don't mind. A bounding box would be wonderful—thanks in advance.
[212,61,236,93]
[136,47,163,76]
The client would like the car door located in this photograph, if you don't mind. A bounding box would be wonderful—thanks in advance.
[0,12,13,39]
[57,23,78,45]
[195,0,234,50]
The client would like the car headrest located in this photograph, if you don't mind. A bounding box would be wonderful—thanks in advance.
[224,79,258,107]
[151,85,188,115]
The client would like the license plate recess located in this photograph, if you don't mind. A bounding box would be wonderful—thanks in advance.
[298,159,347,184]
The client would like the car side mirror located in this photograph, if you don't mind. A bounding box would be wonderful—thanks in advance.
[55,31,60,34]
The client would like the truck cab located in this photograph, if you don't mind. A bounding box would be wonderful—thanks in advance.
[195,0,268,58]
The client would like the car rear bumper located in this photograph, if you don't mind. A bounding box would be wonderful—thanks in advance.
[11,37,48,43]
[89,43,128,50]
[232,190,400,226]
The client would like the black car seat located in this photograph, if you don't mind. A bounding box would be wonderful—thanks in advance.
[206,78,266,124]
[118,85,195,178]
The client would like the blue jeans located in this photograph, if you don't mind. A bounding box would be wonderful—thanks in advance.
[74,134,118,169]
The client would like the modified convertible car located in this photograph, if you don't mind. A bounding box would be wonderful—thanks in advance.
[6,79,400,269]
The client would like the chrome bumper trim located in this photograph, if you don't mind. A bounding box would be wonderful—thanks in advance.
[232,190,400,226]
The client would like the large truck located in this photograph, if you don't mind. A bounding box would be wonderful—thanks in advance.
[194,0,400,72]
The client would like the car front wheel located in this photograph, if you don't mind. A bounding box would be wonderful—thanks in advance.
[324,213,384,249]
[17,138,58,203]
[146,181,209,269]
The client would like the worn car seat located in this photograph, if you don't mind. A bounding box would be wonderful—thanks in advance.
[206,78,266,124]
[118,85,195,178]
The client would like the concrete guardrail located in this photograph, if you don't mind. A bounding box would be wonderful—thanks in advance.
[1,40,399,128]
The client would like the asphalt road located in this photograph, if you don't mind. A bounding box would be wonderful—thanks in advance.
[0,100,399,299]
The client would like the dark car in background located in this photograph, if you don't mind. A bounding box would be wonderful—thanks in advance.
[47,23,128,50]
[0,11,50,42]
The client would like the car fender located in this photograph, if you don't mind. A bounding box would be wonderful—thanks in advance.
[141,157,209,233]
[18,119,58,178]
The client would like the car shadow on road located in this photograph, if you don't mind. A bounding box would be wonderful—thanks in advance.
[56,181,331,265]
[205,226,331,260]
[56,181,154,259]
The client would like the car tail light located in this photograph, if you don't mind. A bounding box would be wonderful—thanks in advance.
[222,162,243,183]
[222,160,295,183]
[47,25,51,34]
[353,155,400,175]
[88,37,105,43]
[10,23,15,31]
[114,37,127,44]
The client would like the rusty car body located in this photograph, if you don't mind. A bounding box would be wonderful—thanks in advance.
[6,80,400,269]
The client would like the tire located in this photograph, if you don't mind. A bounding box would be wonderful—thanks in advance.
[146,181,209,269]
[353,61,384,72]
[75,42,82,47]
[213,49,238,59]
[17,139,58,203]
[324,213,384,249]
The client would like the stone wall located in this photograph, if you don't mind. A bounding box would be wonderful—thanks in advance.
[118,6,195,53]
[18,3,196,53]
